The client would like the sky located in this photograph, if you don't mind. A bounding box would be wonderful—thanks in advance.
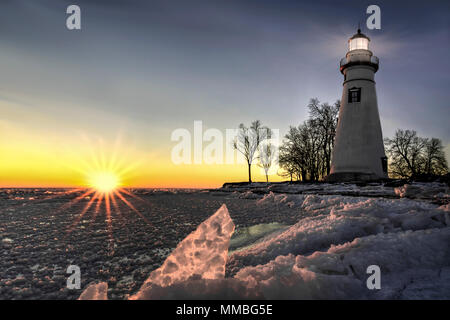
[0,0,449,188]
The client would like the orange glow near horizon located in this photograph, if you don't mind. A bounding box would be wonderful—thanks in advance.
[0,118,283,189]
[0,163,283,189]
[0,138,282,189]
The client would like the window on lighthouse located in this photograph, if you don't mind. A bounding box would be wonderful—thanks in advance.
[348,88,361,103]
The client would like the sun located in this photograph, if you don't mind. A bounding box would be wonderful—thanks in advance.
[57,135,151,249]
[89,171,120,193]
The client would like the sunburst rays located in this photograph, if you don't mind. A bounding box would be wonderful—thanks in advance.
[55,134,151,251]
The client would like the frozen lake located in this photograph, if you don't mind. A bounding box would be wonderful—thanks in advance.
[0,188,300,299]
[1,183,449,300]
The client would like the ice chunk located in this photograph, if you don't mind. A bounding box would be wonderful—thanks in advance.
[78,282,108,300]
[227,212,382,274]
[131,204,235,299]
[128,227,450,300]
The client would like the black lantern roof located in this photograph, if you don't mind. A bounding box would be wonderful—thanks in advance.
[349,28,370,41]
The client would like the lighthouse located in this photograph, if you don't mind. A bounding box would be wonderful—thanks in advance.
[327,29,388,182]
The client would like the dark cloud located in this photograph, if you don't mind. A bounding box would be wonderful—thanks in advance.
[0,0,448,147]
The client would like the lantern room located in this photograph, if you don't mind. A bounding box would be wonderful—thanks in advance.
[348,29,370,51]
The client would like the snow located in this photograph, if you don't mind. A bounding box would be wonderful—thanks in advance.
[395,182,449,199]
[234,227,450,299]
[223,181,449,201]
[228,195,448,274]
[144,193,449,299]
[78,183,450,300]
[237,190,261,199]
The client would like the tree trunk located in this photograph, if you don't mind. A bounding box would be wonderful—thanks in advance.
[325,147,331,175]
[248,163,252,183]
[266,174,268,183]
[301,171,307,182]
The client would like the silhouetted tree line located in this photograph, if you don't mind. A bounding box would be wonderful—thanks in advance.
[384,129,448,179]
[278,98,339,182]
[234,101,448,183]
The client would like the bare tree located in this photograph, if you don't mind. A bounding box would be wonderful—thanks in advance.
[278,98,339,182]
[384,129,424,177]
[277,164,296,182]
[384,129,448,178]
[257,132,275,183]
[278,126,306,181]
[308,98,339,176]
[278,136,300,182]
[233,120,271,183]
[303,119,323,181]
[278,120,324,182]
[424,138,448,175]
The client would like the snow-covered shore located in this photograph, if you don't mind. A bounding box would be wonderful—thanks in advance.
[219,181,449,203]
[80,182,450,300]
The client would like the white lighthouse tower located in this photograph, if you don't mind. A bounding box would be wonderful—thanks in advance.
[327,29,388,182]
